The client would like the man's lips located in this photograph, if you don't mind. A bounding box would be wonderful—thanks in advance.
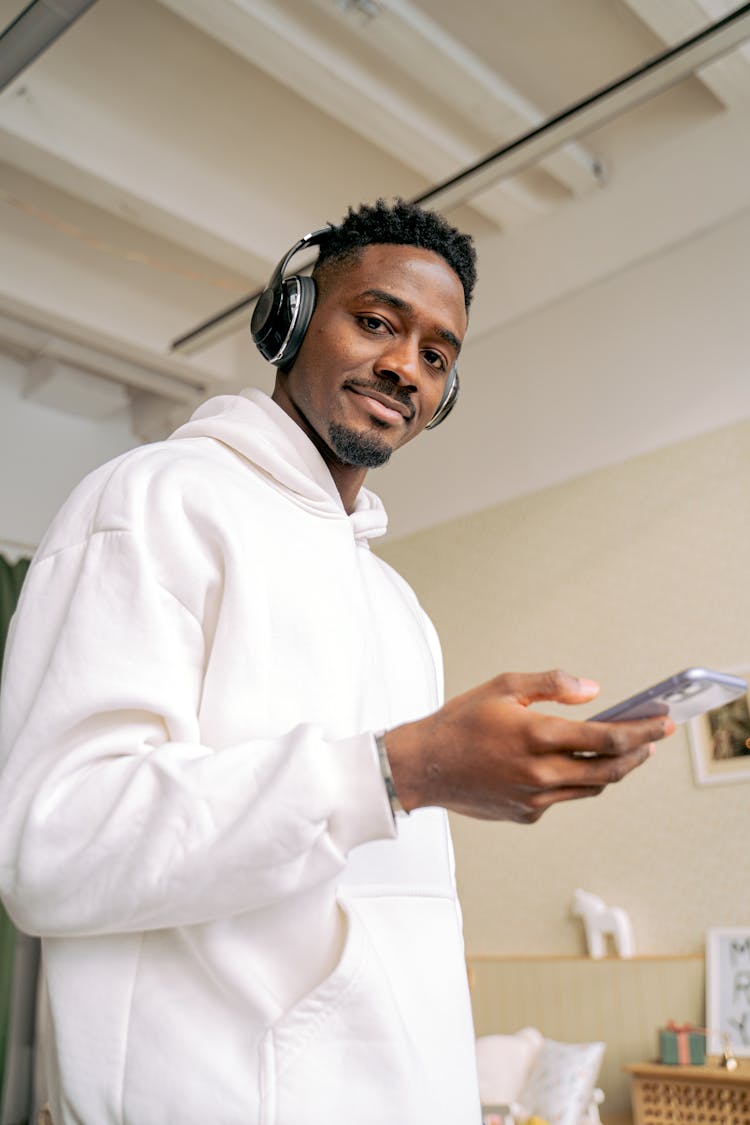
[345,385,414,424]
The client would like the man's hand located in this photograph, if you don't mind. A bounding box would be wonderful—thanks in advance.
[384,669,674,823]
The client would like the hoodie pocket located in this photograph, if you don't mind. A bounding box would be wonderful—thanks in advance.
[258,897,423,1125]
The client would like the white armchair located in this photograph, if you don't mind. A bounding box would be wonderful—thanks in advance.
[476,1028,605,1125]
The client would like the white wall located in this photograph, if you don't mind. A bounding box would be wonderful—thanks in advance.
[379,417,750,955]
[0,354,138,553]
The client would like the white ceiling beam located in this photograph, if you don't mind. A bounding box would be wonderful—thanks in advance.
[0,78,275,280]
[0,294,210,437]
[323,0,604,194]
[158,0,602,233]
[622,0,750,107]
[172,1,750,353]
[413,2,750,214]
[24,356,131,419]
[466,110,750,344]
[0,293,213,403]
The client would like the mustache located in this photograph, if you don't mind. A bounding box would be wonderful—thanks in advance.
[346,378,416,419]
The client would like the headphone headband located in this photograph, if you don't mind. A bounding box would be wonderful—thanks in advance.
[250,228,460,429]
[263,227,333,299]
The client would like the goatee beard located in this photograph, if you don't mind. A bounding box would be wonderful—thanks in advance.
[328,422,393,468]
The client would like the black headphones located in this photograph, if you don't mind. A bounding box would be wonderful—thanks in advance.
[250,228,459,431]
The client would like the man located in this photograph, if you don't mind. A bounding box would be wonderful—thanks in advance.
[0,200,672,1124]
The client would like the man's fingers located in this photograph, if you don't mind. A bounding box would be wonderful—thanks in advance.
[523,743,654,814]
[534,713,674,757]
[587,715,675,753]
[565,742,653,785]
[412,671,676,821]
[523,785,608,820]
[495,669,600,707]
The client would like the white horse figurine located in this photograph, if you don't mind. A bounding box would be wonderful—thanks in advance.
[572,888,636,959]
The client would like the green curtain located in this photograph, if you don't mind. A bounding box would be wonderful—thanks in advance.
[0,556,29,676]
[0,555,31,1111]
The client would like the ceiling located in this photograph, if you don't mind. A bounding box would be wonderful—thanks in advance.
[1,0,750,537]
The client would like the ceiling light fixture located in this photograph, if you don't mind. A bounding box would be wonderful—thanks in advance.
[335,0,382,22]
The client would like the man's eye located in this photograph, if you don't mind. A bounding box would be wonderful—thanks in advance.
[423,349,447,372]
[358,315,387,332]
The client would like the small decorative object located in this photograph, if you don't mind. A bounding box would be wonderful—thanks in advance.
[659,1021,707,1065]
[571,888,636,959]
[707,927,750,1057]
[688,665,750,786]
[481,1111,514,1125]
[721,1033,739,1071]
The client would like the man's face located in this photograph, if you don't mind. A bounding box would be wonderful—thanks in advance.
[273,243,467,471]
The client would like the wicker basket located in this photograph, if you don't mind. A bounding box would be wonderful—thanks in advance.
[626,1061,750,1125]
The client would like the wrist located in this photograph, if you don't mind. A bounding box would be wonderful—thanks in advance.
[377,721,432,814]
[374,730,408,819]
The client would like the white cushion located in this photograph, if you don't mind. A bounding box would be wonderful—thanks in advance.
[475,1027,544,1104]
[518,1037,605,1125]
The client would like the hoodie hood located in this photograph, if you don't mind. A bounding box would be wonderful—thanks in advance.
[169,389,388,542]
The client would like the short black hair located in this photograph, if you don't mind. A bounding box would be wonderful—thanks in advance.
[313,198,477,310]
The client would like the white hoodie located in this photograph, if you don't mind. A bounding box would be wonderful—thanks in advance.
[0,391,480,1124]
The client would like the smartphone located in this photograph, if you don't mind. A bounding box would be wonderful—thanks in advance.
[589,667,748,725]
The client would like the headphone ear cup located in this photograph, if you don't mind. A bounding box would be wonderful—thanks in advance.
[425,367,459,430]
[251,226,331,365]
[250,284,282,360]
[278,275,317,368]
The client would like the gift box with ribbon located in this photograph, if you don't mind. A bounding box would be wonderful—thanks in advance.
[659,1021,706,1065]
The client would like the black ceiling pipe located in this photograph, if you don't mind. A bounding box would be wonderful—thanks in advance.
[0,0,99,92]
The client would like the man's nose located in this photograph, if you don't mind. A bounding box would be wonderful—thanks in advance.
[374,338,420,387]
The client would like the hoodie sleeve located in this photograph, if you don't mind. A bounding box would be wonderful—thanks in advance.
[0,527,396,938]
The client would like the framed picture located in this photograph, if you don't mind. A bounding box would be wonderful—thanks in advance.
[706,927,750,1057]
[688,666,750,786]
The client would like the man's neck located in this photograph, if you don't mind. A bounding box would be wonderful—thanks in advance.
[271,384,368,515]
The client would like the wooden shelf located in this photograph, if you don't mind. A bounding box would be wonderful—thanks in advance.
[626,1061,750,1124]
[626,1060,750,1083]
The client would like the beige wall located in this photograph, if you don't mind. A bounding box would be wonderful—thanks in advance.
[378,418,750,955]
